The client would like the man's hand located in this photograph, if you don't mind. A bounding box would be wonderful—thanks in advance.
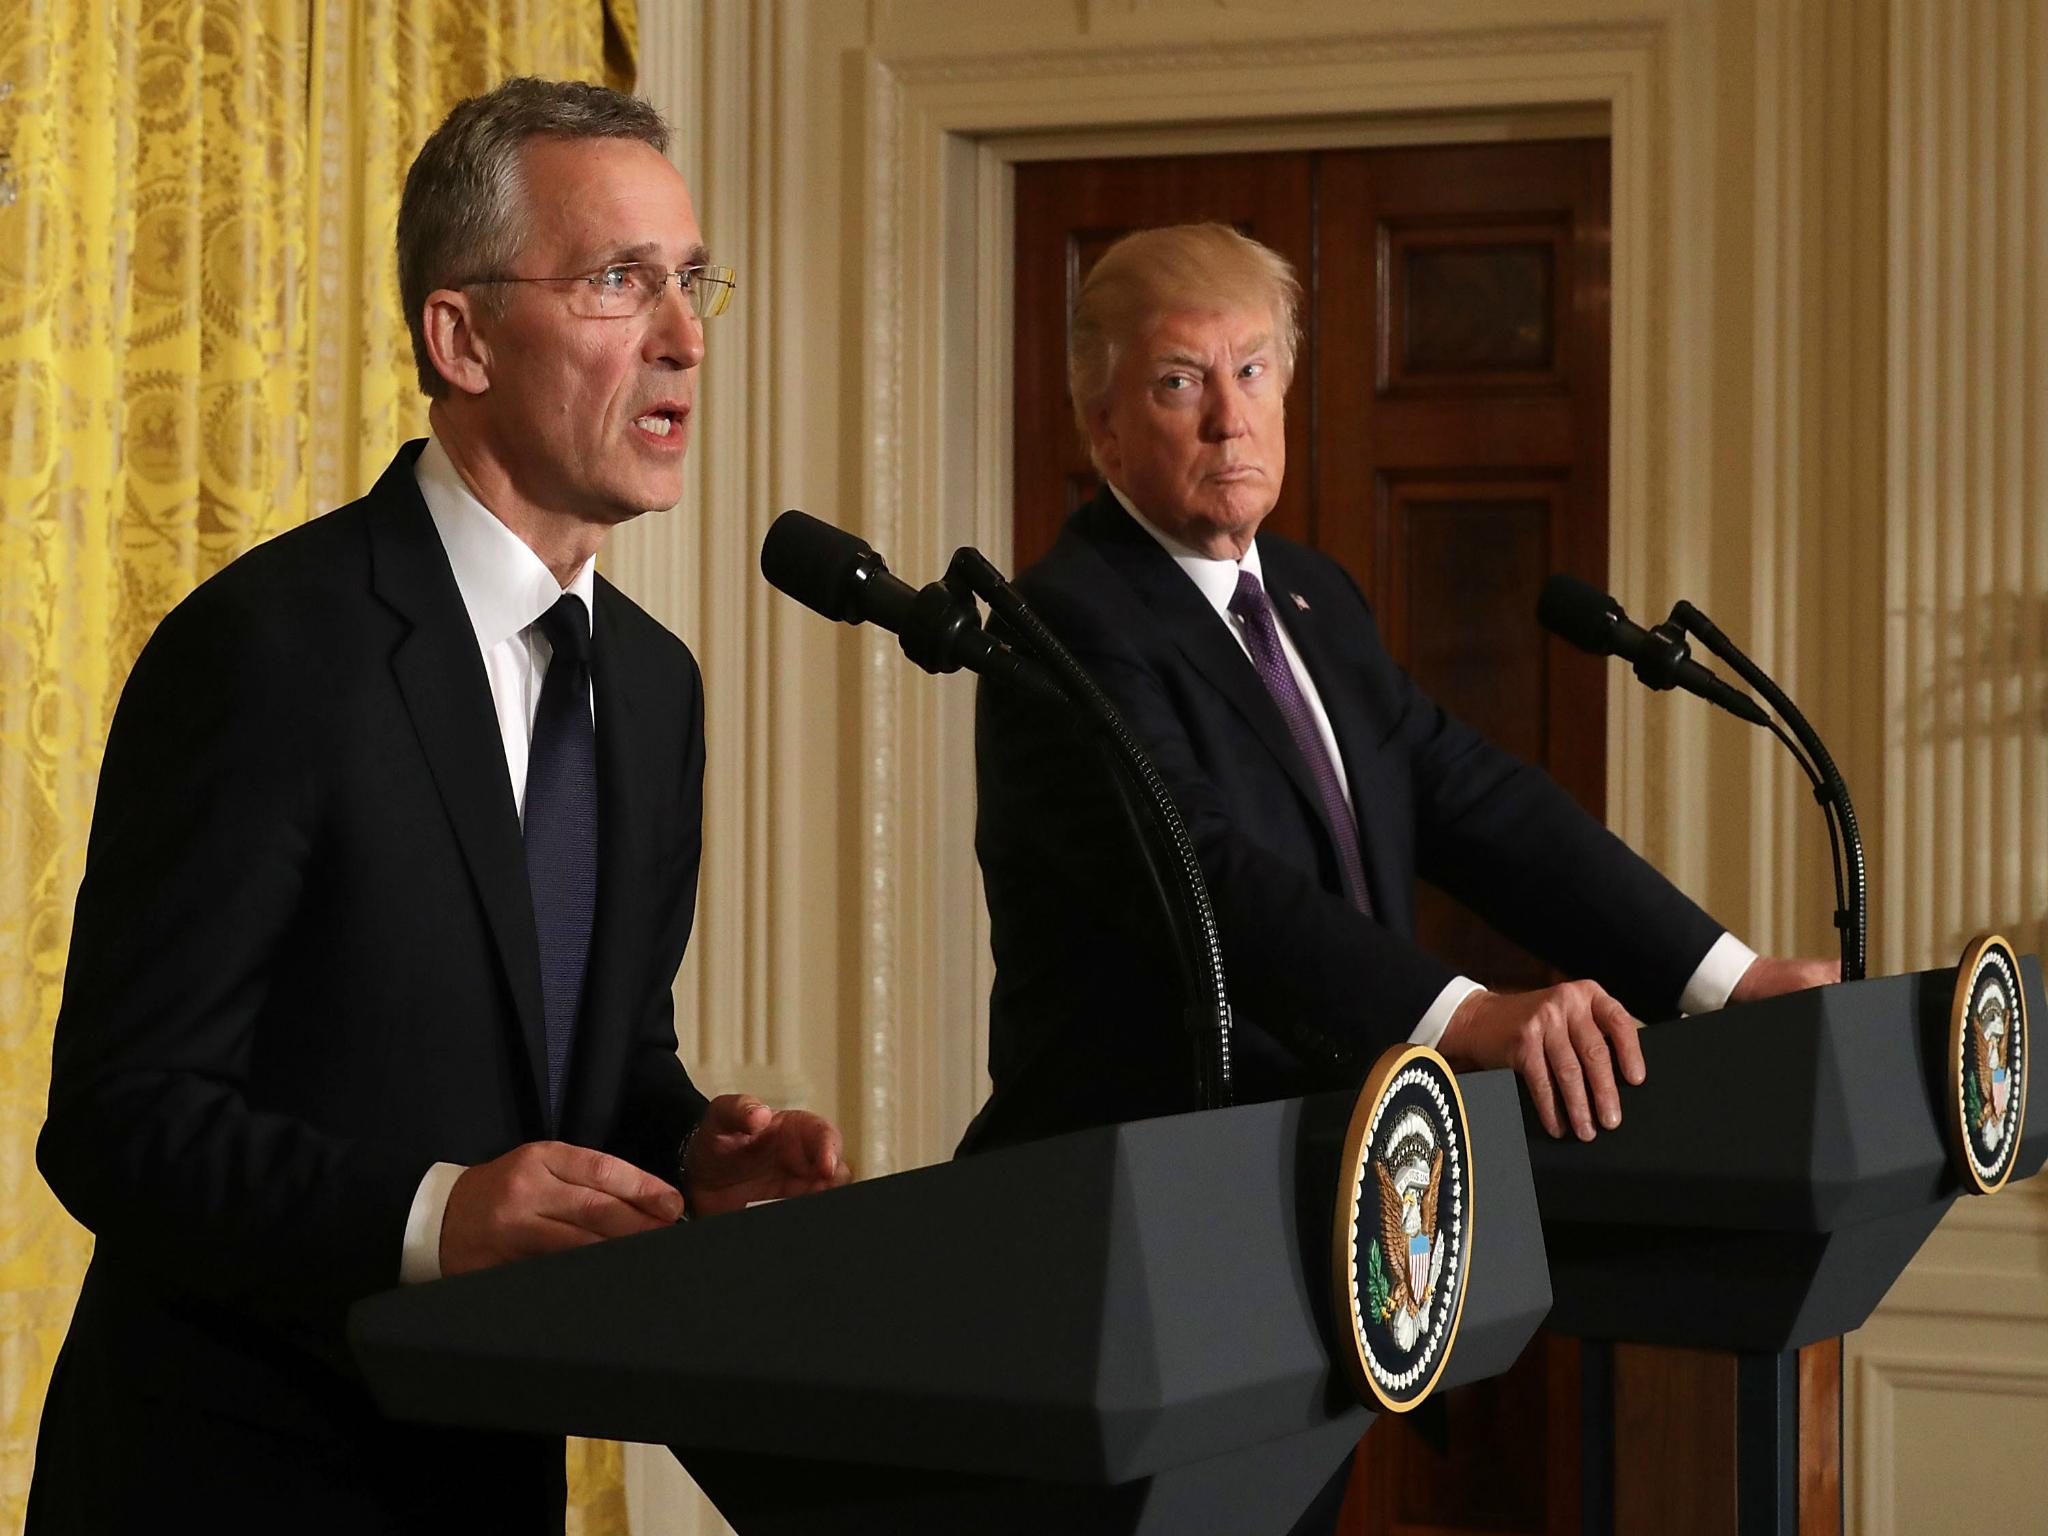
[440,1141,683,1277]
[1729,955,1840,1003]
[1436,981,1645,1142]
[685,1094,851,1218]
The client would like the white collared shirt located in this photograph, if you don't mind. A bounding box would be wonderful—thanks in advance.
[1111,483,1355,816]
[414,434,597,821]
[399,433,598,1285]
[1106,484,1755,1045]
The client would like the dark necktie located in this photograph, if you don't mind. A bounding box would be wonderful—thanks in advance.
[524,593,597,1132]
[1227,569,1374,916]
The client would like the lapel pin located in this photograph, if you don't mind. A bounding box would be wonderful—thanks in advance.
[1291,592,1310,613]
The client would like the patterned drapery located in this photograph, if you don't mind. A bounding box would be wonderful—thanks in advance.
[0,1,638,1529]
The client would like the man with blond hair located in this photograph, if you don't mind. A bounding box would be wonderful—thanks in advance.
[966,219,1831,1151]
[967,222,1833,1529]
[32,78,846,1532]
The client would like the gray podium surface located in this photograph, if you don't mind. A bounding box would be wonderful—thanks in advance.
[352,1071,1550,1535]
[1524,959,2045,1352]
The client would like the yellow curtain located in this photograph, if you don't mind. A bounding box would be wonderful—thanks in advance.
[0,1,640,1529]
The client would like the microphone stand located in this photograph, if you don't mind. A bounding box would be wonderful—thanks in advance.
[943,548,1237,1111]
[1665,601,1867,982]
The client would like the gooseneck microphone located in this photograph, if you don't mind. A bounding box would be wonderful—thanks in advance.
[1537,575,1769,726]
[760,512,1238,1110]
[760,510,1061,701]
[1536,573,1866,981]
[759,507,917,626]
[1668,600,1867,982]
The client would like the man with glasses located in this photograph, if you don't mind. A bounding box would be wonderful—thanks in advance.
[31,78,845,1532]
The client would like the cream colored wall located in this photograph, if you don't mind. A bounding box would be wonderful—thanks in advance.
[616,3,2048,1533]
[1847,2,2048,1529]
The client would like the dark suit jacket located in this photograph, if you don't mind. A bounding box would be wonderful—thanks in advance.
[962,489,1722,1151]
[31,443,709,1533]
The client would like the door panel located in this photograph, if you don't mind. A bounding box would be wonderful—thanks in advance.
[1384,222,1570,388]
[1314,140,1611,836]
[1380,475,1569,995]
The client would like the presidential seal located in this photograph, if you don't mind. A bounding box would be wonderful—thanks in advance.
[1331,1044,1472,1412]
[1948,934,2029,1194]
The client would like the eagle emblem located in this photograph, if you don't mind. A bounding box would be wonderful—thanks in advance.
[1949,934,2028,1194]
[1334,1045,1472,1411]
[1970,984,2012,1147]
[1372,1108,1447,1353]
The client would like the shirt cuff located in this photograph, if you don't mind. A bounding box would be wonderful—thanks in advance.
[1410,976,1487,1050]
[1678,932,1760,1017]
[399,1161,468,1285]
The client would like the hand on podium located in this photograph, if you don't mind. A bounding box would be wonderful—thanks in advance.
[1437,981,1645,1144]
[684,1093,852,1218]
[1436,955,1845,1145]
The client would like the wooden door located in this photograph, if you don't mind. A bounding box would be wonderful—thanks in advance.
[1314,140,1611,998]
[1011,139,1611,1536]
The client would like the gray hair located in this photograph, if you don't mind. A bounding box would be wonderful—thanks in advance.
[397,77,672,397]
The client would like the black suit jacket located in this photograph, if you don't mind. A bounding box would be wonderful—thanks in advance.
[31,443,709,1533]
[962,489,1722,1151]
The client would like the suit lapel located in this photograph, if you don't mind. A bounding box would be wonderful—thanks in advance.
[1076,495,1337,828]
[1258,542,1401,922]
[368,447,550,1125]
[559,577,652,1142]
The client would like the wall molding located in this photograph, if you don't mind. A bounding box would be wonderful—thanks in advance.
[1874,1181,2048,1321]
[1854,12,2048,1521]
[1882,0,2048,973]
[615,8,806,1525]
[1851,1341,2048,1536]
[872,21,1665,85]
[612,0,814,1113]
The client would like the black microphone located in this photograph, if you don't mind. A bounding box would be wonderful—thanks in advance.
[1669,598,1867,980]
[760,510,1061,698]
[1537,574,1769,726]
[761,509,916,626]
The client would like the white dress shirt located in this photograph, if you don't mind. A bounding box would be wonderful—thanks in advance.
[1107,484,1756,1047]
[397,434,597,1284]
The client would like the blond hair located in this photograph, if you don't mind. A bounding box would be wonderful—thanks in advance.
[1067,222,1302,447]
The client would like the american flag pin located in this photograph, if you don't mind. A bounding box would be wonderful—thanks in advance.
[1291,591,1310,612]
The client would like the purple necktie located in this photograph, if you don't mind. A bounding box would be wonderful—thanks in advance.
[525,593,597,1133]
[1228,569,1374,916]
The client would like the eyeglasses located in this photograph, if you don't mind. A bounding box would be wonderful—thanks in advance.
[463,261,738,319]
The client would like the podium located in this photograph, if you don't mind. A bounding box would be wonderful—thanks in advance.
[1524,958,2046,1535]
[352,1070,1552,1535]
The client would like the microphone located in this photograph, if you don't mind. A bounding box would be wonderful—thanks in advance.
[1669,598,1868,980]
[761,508,916,627]
[1537,575,1769,727]
[1539,575,1866,980]
[760,510,1061,698]
[765,513,1238,1107]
